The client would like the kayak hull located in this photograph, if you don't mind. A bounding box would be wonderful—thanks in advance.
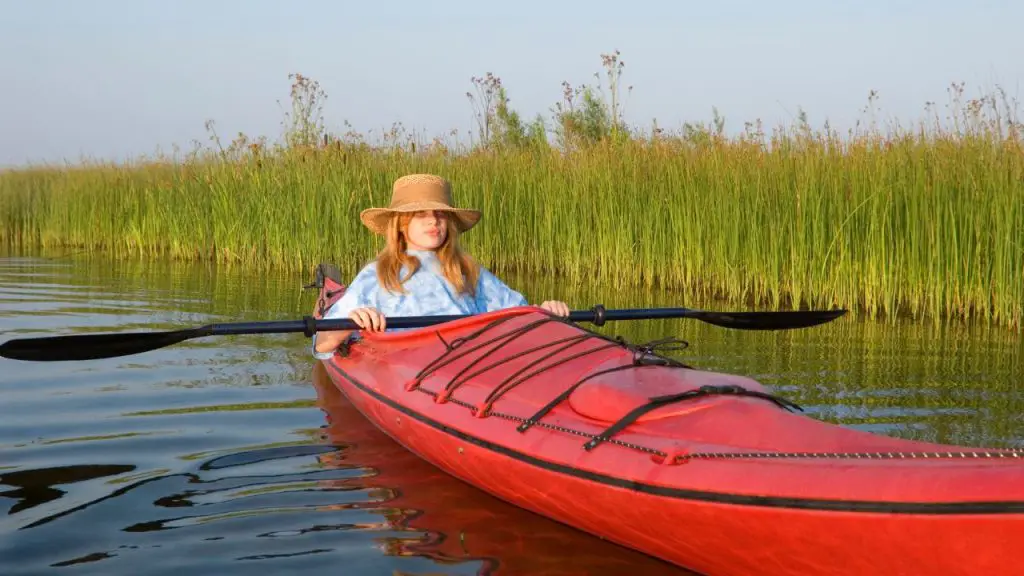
[310,269,1024,575]
[325,359,1021,576]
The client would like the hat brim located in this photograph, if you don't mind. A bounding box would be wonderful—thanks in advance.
[359,201,482,235]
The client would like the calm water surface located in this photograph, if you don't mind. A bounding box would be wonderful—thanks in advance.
[1,254,1021,575]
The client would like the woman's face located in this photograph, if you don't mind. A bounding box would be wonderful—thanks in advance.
[405,210,449,251]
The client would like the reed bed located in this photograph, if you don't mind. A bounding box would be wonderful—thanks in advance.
[1,70,1022,331]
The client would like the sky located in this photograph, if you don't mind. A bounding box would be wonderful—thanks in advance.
[1,0,1022,167]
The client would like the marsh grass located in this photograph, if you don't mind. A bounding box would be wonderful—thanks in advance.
[1,59,1022,331]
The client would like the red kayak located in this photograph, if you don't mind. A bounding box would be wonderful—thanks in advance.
[311,266,1024,576]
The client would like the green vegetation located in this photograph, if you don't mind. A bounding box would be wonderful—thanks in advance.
[1,53,1021,331]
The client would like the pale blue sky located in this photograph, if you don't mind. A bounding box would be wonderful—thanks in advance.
[2,0,1021,167]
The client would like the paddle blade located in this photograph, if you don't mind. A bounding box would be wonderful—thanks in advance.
[690,309,847,330]
[0,327,209,362]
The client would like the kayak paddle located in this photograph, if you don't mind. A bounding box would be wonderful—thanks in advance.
[0,305,846,362]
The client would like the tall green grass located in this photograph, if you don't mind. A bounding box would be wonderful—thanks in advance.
[1,66,1022,332]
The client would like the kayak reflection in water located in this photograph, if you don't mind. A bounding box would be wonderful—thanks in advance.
[312,173,569,359]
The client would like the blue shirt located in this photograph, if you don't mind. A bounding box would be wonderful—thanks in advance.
[311,249,528,359]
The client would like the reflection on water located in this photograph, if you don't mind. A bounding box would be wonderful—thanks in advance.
[1,464,136,516]
[0,252,1020,574]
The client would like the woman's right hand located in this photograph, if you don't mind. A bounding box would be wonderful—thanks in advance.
[313,306,386,355]
[349,307,387,332]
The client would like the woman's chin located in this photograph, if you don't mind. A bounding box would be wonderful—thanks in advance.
[410,238,444,251]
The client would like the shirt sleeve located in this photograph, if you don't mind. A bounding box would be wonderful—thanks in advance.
[311,262,379,360]
[474,266,528,312]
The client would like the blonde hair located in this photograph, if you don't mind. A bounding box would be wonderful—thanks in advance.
[376,212,480,295]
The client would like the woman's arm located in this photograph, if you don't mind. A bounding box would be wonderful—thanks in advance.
[474,266,527,311]
[313,307,386,355]
[312,263,381,359]
[475,267,569,317]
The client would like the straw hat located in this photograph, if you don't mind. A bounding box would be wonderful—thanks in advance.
[359,174,482,235]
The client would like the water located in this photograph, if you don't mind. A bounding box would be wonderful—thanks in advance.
[1,254,1021,575]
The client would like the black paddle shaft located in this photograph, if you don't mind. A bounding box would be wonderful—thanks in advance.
[0,305,846,362]
[206,306,845,335]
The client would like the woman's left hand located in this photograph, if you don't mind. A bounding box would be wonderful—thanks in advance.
[539,300,570,317]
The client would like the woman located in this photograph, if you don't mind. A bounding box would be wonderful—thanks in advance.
[312,173,569,359]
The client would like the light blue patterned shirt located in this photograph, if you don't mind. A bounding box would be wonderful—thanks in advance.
[311,249,528,359]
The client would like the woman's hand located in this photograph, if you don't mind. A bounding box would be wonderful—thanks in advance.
[539,300,570,317]
[349,307,387,332]
[313,307,386,355]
